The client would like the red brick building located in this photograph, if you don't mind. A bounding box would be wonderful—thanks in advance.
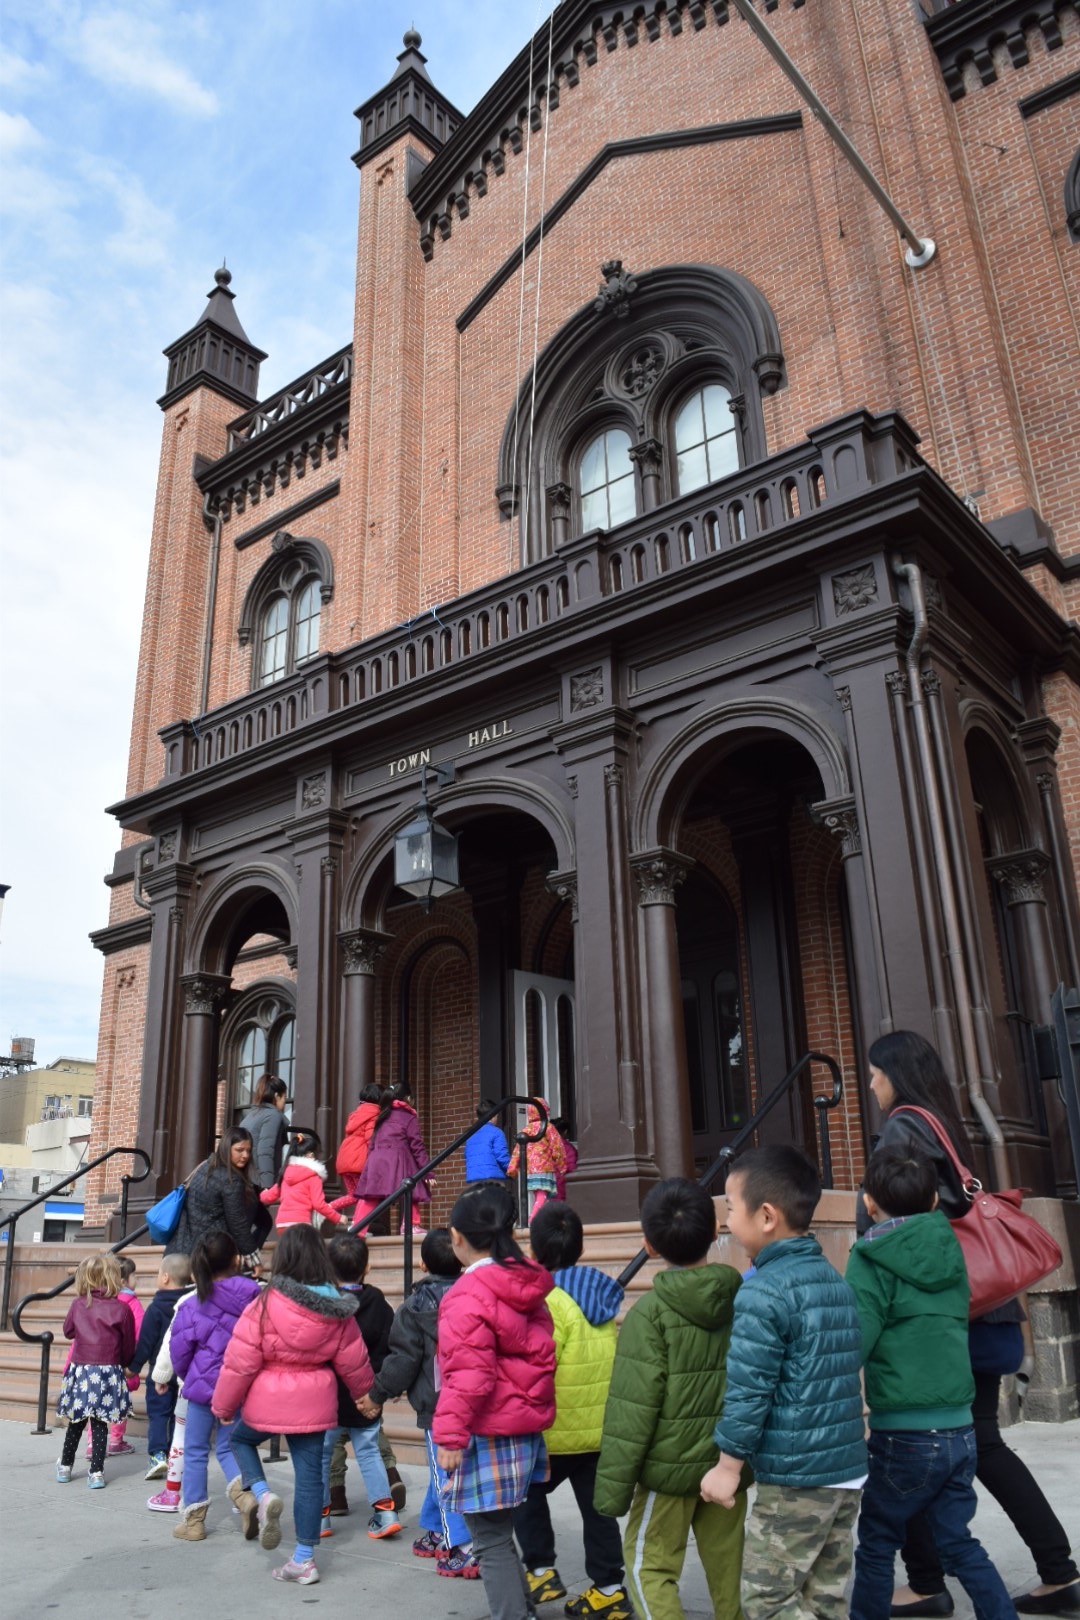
[87,2,1079,1285]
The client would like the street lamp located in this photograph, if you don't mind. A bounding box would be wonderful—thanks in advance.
[394,764,460,912]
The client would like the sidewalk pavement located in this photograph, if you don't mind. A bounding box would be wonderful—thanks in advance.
[2,1416,1077,1618]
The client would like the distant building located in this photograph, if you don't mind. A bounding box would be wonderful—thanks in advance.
[85,5,1079,1248]
[0,1058,95,1149]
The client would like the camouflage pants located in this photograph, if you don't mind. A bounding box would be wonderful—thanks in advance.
[742,1484,860,1620]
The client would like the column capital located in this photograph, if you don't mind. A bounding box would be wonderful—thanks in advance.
[179,972,231,1015]
[546,868,579,922]
[631,849,694,907]
[338,927,393,975]
[627,437,663,475]
[987,849,1052,906]
[810,795,862,860]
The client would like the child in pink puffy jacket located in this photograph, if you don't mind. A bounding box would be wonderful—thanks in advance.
[212,1225,373,1587]
[433,1182,557,1619]
[259,1131,344,1232]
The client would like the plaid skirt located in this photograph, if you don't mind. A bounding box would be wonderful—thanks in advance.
[58,1363,132,1424]
[444,1432,548,1514]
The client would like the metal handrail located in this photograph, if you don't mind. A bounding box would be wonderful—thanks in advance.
[617,1050,844,1288]
[1,1145,151,1330]
[351,1095,549,1294]
[10,1218,151,1435]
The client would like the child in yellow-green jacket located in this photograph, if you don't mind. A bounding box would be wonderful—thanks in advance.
[511,1201,630,1620]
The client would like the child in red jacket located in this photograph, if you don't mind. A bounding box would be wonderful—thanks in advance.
[331,1084,384,1213]
[433,1182,557,1620]
[260,1132,343,1232]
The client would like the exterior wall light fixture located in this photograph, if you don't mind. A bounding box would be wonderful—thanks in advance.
[394,762,459,911]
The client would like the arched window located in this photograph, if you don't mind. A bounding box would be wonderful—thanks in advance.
[224,989,296,1122]
[239,530,333,689]
[579,427,637,530]
[498,264,784,562]
[674,384,738,494]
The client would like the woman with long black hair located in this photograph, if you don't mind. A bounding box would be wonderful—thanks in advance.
[173,1127,270,1259]
[868,1031,1078,1618]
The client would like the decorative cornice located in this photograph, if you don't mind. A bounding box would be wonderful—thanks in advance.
[339,928,393,974]
[232,481,340,552]
[180,972,232,1015]
[987,849,1052,905]
[631,849,694,906]
[923,0,1078,102]
[89,915,154,955]
[456,115,802,328]
[1018,69,1080,119]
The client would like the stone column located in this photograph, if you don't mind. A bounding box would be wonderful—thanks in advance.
[988,852,1058,1017]
[628,438,663,513]
[137,852,196,1199]
[632,849,695,1177]
[176,972,231,1175]
[546,482,572,549]
[339,928,393,1135]
[812,793,882,1085]
[288,785,348,1157]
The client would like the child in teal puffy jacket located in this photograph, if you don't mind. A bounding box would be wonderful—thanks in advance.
[702,1146,865,1620]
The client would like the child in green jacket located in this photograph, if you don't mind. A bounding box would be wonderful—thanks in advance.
[512,1201,629,1619]
[846,1147,1015,1620]
[595,1178,744,1620]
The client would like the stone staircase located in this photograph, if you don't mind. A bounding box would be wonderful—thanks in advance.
[0,1193,858,1462]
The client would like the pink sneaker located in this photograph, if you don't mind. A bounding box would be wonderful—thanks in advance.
[147,1486,181,1512]
[108,1441,136,1456]
[271,1559,319,1586]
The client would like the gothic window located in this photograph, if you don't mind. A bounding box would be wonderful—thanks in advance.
[224,990,296,1122]
[239,531,334,689]
[498,265,784,563]
[579,427,637,530]
[673,384,739,494]
[1067,148,1080,244]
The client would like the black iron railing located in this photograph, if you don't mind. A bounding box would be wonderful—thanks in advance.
[617,1050,844,1287]
[1,1146,151,1330]
[352,1095,548,1294]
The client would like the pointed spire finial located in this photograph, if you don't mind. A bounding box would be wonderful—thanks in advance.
[215,264,232,289]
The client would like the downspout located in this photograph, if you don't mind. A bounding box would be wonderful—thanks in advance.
[893,558,1010,1188]
[198,491,223,718]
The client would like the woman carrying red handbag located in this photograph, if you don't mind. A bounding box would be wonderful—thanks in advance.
[866,1031,1078,1618]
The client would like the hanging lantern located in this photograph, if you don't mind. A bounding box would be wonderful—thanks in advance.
[393,764,460,911]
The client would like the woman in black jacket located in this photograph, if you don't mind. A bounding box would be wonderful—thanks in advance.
[173,1127,269,1259]
[240,1074,290,1191]
[868,1031,1078,1618]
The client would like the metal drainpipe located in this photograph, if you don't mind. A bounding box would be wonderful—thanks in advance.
[893,558,1011,1188]
[198,494,223,718]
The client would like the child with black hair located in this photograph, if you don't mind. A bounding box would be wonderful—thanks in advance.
[432,1182,556,1620]
[464,1100,511,1185]
[702,1145,866,1620]
[332,1083,385,1212]
[168,1230,260,1542]
[361,1227,475,1574]
[595,1178,744,1620]
[846,1148,1014,1620]
[318,1230,402,1542]
[259,1130,344,1231]
[129,1250,194,1480]
[514,1200,629,1619]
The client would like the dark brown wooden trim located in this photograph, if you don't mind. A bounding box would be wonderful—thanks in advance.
[233,481,340,551]
[90,915,153,954]
[1019,70,1080,118]
[456,115,803,334]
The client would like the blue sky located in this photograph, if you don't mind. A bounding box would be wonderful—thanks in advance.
[0,1,542,1067]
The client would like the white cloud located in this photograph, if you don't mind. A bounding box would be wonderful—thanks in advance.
[0,109,45,153]
[78,8,219,117]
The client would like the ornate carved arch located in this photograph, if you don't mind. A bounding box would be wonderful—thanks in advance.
[958,701,1038,854]
[497,263,785,561]
[633,693,850,851]
[186,859,299,976]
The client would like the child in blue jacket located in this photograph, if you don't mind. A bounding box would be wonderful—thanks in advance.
[464,1100,511,1184]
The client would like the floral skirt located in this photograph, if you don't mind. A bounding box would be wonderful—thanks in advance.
[58,1364,132,1424]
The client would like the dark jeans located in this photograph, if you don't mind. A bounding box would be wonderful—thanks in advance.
[146,1379,177,1457]
[852,1427,1014,1620]
[512,1450,623,1588]
[230,1420,325,1550]
[903,1372,1079,1591]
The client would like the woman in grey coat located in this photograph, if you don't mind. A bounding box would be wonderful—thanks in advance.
[240,1075,289,1190]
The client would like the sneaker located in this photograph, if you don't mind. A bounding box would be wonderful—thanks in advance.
[55,1461,73,1484]
[564,1588,634,1619]
[412,1530,446,1559]
[367,1501,403,1540]
[320,1508,334,1539]
[271,1559,320,1586]
[87,1472,107,1490]
[387,1464,407,1511]
[144,1453,168,1480]
[437,1546,482,1579]
[528,1568,569,1603]
[257,1491,284,1550]
[147,1486,181,1513]
[107,1440,135,1456]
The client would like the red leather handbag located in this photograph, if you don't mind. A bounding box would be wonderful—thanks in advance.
[892,1106,1063,1317]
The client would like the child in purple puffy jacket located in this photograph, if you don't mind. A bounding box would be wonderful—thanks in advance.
[169,1230,259,1543]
